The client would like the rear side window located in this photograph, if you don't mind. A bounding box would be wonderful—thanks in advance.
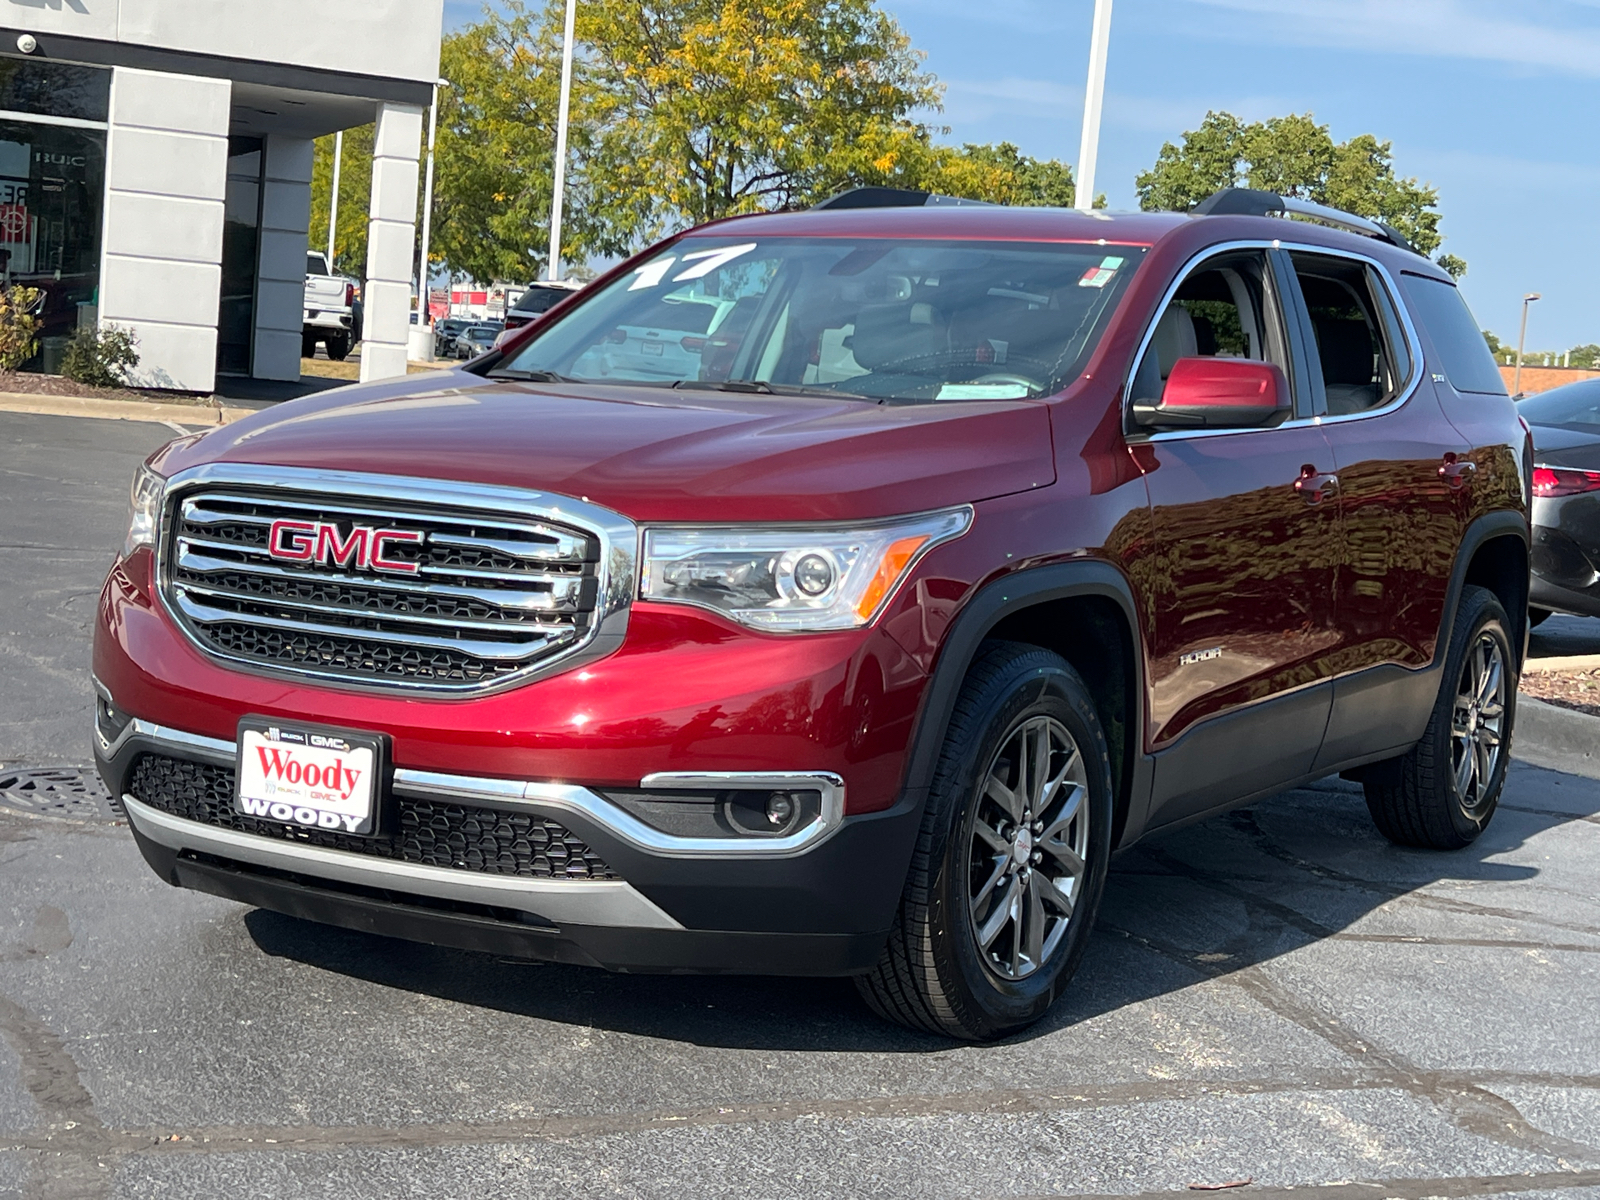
[1288,253,1411,416]
[1399,274,1507,396]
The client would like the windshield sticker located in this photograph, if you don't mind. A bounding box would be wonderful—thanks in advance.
[1077,256,1125,288]
[628,256,678,291]
[936,383,1032,400]
[673,243,759,282]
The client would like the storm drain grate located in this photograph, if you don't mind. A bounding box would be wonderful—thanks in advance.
[0,766,121,822]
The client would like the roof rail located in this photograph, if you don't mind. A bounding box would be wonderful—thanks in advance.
[1191,187,1420,256]
[812,186,994,211]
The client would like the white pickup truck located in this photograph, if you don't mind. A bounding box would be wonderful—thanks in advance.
[303,251,362,361]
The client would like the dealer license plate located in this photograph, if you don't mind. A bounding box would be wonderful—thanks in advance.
[235,719,383,835]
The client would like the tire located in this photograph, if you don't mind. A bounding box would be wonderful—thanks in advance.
[326,334,351,362]
[856,641,1114,1040]
[301,332,318,359]
[1529,607,1552,628]
[1363,585,1515,849]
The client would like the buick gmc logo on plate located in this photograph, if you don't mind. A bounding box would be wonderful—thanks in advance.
[267,518,423,574]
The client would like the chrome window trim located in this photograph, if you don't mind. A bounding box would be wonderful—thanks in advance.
[120,795,684,930]
[96,716,846,860]
[1124,238,1425,444]
[153,463,637,697]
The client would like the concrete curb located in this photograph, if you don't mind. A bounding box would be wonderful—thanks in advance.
[1524,653,1600,673]
[1514,695,1599,776]
[0,392,252,428]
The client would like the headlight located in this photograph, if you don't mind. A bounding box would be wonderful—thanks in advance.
[123,463,166,558]
[641,507,972,631]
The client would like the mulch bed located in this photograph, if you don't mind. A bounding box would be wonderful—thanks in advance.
[0,370,214,406]
[1520,668,1600,719]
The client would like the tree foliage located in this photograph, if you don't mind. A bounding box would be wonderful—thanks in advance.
[310,124,374,278]
[574,0,942,240]
[0,284,41,370]
[1135,111,1457,268]
[1568,344,1600,370]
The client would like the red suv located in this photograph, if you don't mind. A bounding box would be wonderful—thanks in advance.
[94,187,1530,1040]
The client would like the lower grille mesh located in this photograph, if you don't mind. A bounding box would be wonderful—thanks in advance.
[128,754,618,881]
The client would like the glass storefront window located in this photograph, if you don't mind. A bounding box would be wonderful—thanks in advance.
[0,59,110,122]
[218,137,263,376]
[0,118,105,371]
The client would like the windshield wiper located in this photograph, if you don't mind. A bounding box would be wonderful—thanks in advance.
[489,368,576,382]
[673,379,773,394]
[672,379,870,400]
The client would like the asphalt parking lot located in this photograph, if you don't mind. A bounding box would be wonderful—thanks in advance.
[3,409,1599,1200]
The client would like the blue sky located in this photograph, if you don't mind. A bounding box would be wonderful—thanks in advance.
[444,0,1598,351]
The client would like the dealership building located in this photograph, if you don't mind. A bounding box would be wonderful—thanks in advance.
[0,2,442,392]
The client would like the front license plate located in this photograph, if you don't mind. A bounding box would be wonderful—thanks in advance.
[235,719,383,835]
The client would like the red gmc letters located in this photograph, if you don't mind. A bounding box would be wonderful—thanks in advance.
[267,519,422,574]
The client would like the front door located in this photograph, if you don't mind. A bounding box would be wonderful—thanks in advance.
[1132,249,1343,822]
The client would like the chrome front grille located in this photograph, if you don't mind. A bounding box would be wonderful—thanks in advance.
[159,466,635,693]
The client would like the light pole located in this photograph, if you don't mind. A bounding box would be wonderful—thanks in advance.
[326,130,342,267]
[1074,0,1114,212]
[547,0,577,281]
[1514,292,1540,396]
[415,81,442,325]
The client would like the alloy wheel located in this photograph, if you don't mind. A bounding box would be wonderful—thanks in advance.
[967,714,1091,980]
[1451,631,1506,817]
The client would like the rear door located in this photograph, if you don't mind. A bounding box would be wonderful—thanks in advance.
[1277,251,1470,770]
[1136,248,1342,824]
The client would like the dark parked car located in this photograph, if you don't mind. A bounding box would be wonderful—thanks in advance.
[453,322,502,359]
[1519,380,1600,623]
[503,279,584,331]
[95,187,1529,1040]
[432,318,469,358]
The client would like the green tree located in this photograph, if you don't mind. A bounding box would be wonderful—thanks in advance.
[1483,330,1507,360]
[1568,344,1600,370]
[935,142,1078,207]
[575,0,943,241]
[431,7,610,282]
[1135,111,1457,269]
[310,123,374,278]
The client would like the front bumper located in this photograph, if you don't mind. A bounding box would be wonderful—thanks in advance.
[96,715,920,975]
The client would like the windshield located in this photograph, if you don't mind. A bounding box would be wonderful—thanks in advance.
[1519,381,1600,429]
[495,237,1145,402]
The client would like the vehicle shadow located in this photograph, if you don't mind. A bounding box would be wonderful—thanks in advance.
[243,761,1598,1052]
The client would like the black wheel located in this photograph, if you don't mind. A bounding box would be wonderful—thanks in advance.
[301,332,317,359]
[1363,585,1514,849]
[856,641,1113,1040]
[1528,607,1552,628]
[326,333,351,362]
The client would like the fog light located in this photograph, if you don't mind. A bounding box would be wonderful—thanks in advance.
[766,792,797,827]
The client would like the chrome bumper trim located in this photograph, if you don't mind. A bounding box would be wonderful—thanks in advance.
[121,794,684,931]
[98,719,845,859]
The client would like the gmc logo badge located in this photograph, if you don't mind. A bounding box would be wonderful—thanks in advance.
[267,519,423,575]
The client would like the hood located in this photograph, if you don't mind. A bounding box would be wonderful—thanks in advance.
[159,371,1057,522]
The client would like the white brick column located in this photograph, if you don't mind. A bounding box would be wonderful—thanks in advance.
[252,135,315,381]
[360,102,423,383]
[99,67,230,393]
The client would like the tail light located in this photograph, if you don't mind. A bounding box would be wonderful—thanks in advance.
[504,314,527,330]
[344,282,355,306]
[1532,466,1600,497]
[680,336,706,353]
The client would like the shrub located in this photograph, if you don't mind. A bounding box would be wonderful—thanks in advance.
[0,285,42,370]
[62,324,140,387]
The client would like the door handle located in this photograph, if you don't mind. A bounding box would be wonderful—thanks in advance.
[1439,455,1477,488]
[1293,464,1339,504]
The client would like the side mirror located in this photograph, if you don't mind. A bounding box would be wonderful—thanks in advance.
[1132,357,1291,429]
